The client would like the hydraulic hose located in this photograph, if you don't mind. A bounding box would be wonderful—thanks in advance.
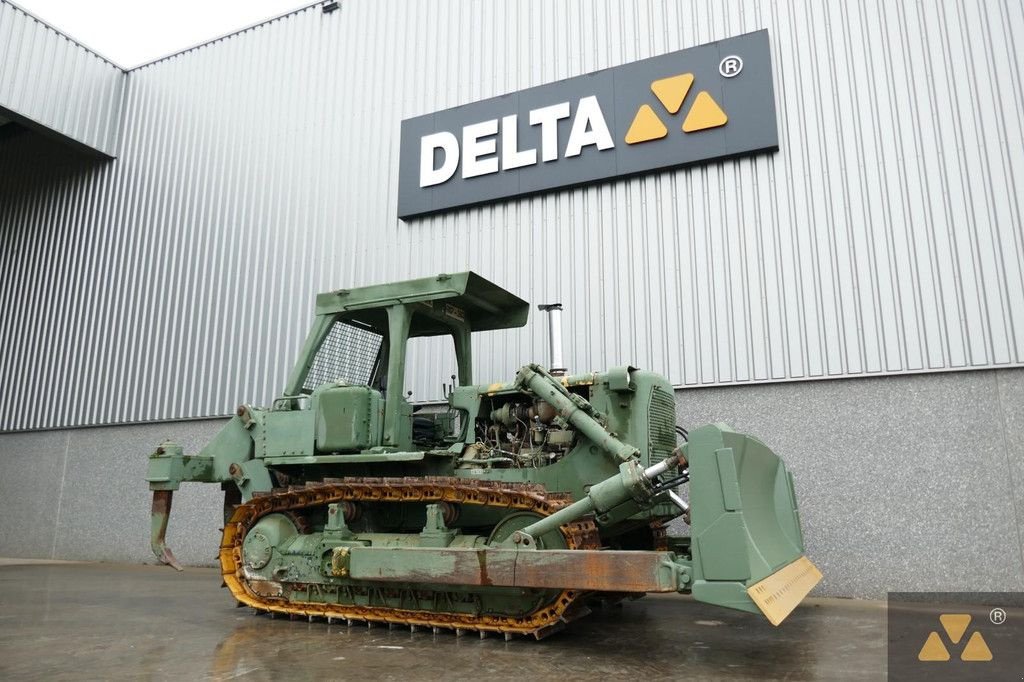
[513,364,638,463]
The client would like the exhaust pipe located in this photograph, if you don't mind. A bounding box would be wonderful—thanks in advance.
[537,303,567,376]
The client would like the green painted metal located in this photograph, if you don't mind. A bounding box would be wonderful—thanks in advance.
[686,424,807,614]
[315,386,383,452]
[262,452,427,466]
[145,271,812,626]
[312,272,529,331]
[511,457,651,544]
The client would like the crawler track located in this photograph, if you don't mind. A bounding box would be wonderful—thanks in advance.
[220,477,601,639]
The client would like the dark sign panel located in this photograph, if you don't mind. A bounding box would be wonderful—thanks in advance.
[398,29,778,219]
[887,592,1023,681]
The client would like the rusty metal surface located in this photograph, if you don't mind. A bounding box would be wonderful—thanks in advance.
[349,547,679,593]
[247,580,285,598]
[149,490,183,571]
[220,477,601,638]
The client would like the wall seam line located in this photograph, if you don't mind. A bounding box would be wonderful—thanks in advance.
[993,369,1024,586]
[49,430,70,559]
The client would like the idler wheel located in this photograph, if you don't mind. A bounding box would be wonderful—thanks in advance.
[242,513,299,570]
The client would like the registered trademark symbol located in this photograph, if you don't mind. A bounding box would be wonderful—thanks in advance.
[990,607,1006,625]
[719,55,743,78]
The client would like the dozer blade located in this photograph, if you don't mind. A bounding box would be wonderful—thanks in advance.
[686,424,820,625]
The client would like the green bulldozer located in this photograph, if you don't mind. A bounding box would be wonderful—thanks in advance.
[147,272,820,638]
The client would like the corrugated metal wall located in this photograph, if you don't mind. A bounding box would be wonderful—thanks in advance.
[0,0,124,156]
[1,0,1023,431]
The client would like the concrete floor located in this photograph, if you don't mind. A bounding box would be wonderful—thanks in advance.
[0,561,887,681]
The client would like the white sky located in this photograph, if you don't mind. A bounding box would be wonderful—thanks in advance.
[13,0,312,68]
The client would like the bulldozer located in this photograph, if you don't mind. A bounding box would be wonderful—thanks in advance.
[147,272,820,638]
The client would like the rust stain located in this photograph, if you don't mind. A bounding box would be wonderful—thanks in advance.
[476,549,492,586]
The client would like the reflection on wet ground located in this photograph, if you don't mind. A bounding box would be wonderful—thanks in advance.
[0,562,885,680]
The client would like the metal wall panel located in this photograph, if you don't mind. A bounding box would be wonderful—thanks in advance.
[1,0,1023,431]
[0,0,124,156]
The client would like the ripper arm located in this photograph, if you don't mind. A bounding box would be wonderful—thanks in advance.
[146,414,269,569]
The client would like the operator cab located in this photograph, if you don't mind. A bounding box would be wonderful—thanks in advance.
[270,272,528,455]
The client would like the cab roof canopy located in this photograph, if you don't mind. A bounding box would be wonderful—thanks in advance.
[315,272,529,336]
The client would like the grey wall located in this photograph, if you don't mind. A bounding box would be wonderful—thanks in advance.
[1,368,1021,598]
[2,0,1023,432]
[672,367,1024,596]
[0,0,125,156]
[0,418,225,567]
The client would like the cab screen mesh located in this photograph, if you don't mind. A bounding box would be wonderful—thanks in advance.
[303,321,383,391]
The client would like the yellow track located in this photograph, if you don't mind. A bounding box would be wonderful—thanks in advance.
[220,477,601,638]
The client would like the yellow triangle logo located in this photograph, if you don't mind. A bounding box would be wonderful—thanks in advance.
[650,73,694,114]
[938,614,971,644]
[682,91,728,132]
[917,631,951,661]
[624,104,668,144]
[960,631,993,661]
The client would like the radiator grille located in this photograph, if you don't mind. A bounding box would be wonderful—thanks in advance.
[648,386,678,464]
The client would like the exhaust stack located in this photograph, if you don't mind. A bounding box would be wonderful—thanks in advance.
[537,303,567,376]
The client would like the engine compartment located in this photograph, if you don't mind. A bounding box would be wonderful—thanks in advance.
[457,392,579,469]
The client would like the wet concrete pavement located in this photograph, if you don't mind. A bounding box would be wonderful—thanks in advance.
[0,561,886,680]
